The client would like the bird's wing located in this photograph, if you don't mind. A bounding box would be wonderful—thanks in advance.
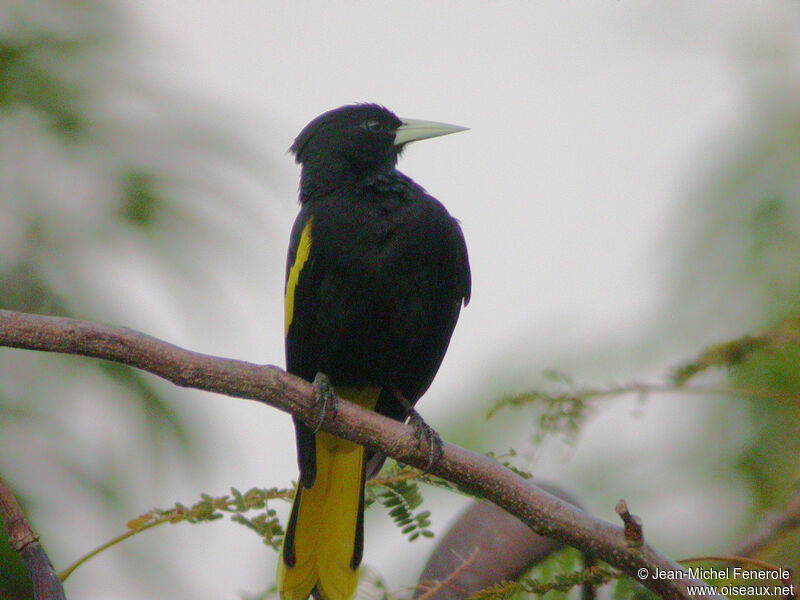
[285,209,322,487]
[365,207,470,476]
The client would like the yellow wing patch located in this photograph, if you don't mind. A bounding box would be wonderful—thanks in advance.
[285,218,314,335]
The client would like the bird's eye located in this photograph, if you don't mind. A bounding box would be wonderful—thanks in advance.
[364,119,383,133]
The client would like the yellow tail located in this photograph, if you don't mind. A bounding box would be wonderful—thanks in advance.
[278,387,379,600]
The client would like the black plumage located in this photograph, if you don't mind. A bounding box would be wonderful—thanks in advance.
[279,103,469,600]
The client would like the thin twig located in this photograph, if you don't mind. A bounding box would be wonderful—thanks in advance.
[58,516,169,581]
[415,546,481,600]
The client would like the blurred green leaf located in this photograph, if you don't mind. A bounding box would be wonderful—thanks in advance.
[119,170,164,227]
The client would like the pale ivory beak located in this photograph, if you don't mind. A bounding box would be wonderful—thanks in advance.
[394,118,469,145]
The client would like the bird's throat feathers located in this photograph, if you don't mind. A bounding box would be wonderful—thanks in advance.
[297,159,400,204]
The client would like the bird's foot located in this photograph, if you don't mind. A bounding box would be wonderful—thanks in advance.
[388,384,444,473]
[312,372,337,433]
[407,408,444,474]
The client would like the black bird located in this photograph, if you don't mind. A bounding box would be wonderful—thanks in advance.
[278,104,470,600]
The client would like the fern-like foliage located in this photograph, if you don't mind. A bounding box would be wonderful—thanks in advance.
[136,487,291,550]
[127,487,291,527]
[670,317,800,386]
[488,370,592,444]
[369,475,434,542]
[60,487,293,581]
[469,556,620,600]
[486,449,533,480]
[230,509,285,552]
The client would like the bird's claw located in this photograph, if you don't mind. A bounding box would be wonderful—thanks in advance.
[408,409,444,474]
[312,372,337,433]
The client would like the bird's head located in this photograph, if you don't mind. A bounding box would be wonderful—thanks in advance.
[291,104,467,177]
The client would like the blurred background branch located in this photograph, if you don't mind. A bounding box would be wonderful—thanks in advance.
[0,475,65,600]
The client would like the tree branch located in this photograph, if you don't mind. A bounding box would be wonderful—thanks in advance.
[0,475,66,600]
[0,309,722,600]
